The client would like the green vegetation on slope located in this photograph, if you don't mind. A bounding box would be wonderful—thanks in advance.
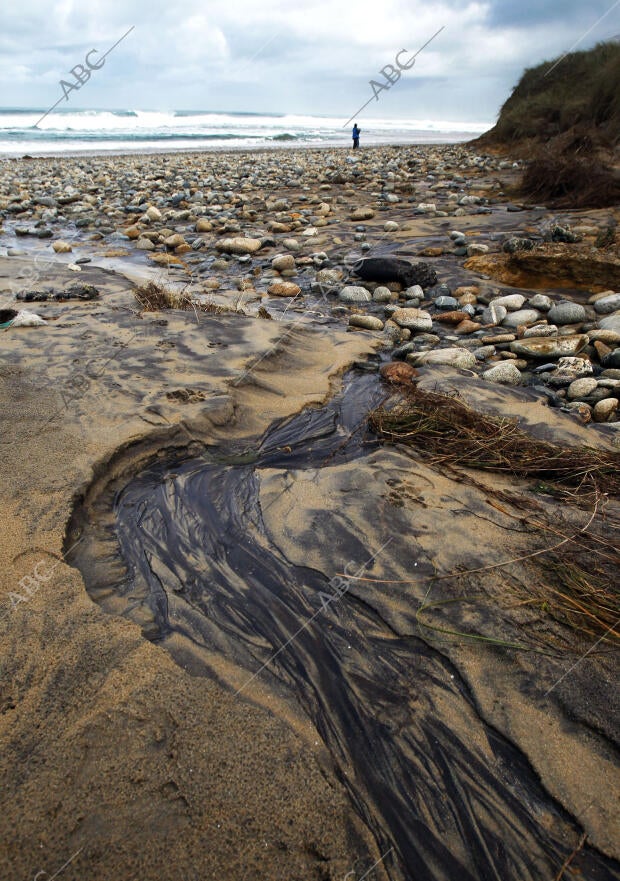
[481,40,620,147]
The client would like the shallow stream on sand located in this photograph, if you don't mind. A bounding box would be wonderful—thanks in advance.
[67,371,619,881]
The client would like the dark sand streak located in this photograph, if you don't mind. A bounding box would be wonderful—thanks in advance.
[67,373,620,881]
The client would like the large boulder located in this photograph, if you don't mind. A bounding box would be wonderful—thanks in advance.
[354,257,438,289]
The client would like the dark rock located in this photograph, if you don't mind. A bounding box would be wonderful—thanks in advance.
[502,236,534,254]
[548,225,581,244]
[67,284,100,300]
[354,257,438,290]
[602,348,620,369]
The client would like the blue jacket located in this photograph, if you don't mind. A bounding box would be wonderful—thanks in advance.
[352,126,360,139]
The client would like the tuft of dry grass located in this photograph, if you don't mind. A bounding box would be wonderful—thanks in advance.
[368,385,620,649]
[369,386,620,496]
[519,150,620,209]
[134,281,243,315]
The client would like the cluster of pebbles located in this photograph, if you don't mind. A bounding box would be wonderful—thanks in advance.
[334,256,620,426]
[1,146,618,428]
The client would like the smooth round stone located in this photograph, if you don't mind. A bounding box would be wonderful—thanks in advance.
[593,294,620,314]
[373,286,392,303]
[52,240,73,253]
[589,329,620,344]
[349,315,384,331]
[351,207,375,220]
[434,296,458,309]
[482,362,522,385]
[217,236,262,254]
[567,378,598,400]
[466,243,489,256]
[404,285,424,300]
[316,269,342,286]
[599,313,620,332]
[489,294,525,311]
[592,397,619,422]
[414,347,477,369]
[392,308,433,331]
[267,281,301,297]
[547,301,586,325]
[338,285,372,303]
[384,221,399,232]
[473,345,496,361]
[528,294,552,311]
[502,309,541,328]
[272,254,296,272]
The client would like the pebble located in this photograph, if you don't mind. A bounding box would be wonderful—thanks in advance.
[52,240,72,253]
[482,303,507,325]
[523,324,558,338]
[599,314,620,332]
[434,296,459,309]
[267,282,301,297]
[272,254,296,272]
[217,237,263,255]
[489,294,526,311]
[592,397,619,422]
[338,285,372,303]
[567,378,598,400]
[553,356,594,377]
[392,308,433,332]
[528,294,552,311]
[502,309,541,328]
[547,301,586,325]
[350,208,375,221]
[510,335,589,359]
[593,293,620,314]
[482,362,522,385]
[349,315,384,331]
[413,348,477,369]
[373,286,392,303]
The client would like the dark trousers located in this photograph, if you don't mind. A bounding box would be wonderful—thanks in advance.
[353,138,359,149]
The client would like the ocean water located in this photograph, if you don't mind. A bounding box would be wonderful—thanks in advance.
[0,108,491,156]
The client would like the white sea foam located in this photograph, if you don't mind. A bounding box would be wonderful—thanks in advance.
[0,108,492,156]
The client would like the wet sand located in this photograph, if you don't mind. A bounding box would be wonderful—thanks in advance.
[0,145,618,881]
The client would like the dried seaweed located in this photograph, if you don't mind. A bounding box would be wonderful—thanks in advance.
[369,386,620,496]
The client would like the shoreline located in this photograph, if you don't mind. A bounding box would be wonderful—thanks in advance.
[0,135,481,160]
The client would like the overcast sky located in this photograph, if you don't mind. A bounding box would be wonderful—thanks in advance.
[0,0,618,123]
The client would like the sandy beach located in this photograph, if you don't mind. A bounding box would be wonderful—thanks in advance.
[1,144,619,881]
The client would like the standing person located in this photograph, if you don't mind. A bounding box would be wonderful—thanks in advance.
[352,123,360,149]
